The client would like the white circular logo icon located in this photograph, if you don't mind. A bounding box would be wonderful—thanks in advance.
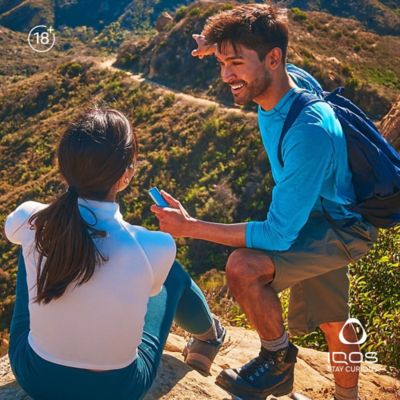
[28,25,56,53]
[339,318,368,345]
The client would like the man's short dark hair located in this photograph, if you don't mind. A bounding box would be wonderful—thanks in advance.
[203,4,289,63]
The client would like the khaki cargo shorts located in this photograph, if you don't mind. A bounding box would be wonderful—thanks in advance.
[267,212,378,336]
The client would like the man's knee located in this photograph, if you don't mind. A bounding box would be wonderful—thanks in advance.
[226,249,250,282]
[226,248,275,289]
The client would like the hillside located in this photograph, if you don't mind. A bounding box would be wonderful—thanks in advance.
[1,327,399,399]
[0,25,102,86]
[0,0,53,32]
[0,0,189,31]
[1,0,399,35]
[283,0,400,36]
[116,2,400,120]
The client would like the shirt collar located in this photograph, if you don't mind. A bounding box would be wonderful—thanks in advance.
[77,197,122,224]
[258,87,301,118]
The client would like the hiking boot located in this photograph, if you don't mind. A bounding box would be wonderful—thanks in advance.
[183,318,226,375]
[216,342,298,400]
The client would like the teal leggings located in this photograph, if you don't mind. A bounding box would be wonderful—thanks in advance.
[9,252,213,400]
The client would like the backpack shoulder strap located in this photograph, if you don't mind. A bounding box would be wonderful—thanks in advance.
[277,91,322,167]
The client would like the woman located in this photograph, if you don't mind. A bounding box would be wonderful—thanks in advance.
[5,107,225,400]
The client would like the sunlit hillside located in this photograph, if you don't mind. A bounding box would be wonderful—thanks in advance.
[116,2,400,119]
[283,0,400,35]
[1,0,399,34]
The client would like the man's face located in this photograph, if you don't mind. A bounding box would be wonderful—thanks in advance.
[215,41,272,105]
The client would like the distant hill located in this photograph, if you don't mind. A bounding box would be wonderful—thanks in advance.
[116,2,400,119]
[0,0,54,32]
[0,0,399,35]
[0,0,190,31]
[281,0,400,36]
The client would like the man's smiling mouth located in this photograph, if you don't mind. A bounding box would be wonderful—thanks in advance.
[230,82,246,93]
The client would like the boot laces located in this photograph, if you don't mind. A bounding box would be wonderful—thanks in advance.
[239,354,275,381]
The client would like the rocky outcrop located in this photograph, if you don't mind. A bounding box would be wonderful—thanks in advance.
[156,12,173,32]
[380,96,400,151]
[1,327,399,399]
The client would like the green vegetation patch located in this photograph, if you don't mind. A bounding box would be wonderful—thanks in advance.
[365,68,400,89]
[291,7,308,22]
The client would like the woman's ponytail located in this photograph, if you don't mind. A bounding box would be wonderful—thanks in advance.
[29,187,106,304]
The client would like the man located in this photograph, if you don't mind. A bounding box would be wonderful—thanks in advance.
[151,4,377,400]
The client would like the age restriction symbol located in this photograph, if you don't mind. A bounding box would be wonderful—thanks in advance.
[28,25,56,53]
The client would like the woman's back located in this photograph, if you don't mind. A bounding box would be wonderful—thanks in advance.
[5,198,176,370]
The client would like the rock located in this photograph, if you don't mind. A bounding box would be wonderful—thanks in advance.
[156,12,173,32]
[326,57,341,65]
[380,96,400,151]
[1,327,399,399]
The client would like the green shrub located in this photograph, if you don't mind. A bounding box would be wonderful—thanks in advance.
[291,7,307,22]
[175,6,188,21]
[94,22,127,51]
[163,93,176,107]
[60,62,84,78]
[188,7,201,18]
[366,68,399,89]
[341,64,353,77]
[350,227,400,368]
[334,31,342,39]
[307,24,314,32]
[346,77,360,89]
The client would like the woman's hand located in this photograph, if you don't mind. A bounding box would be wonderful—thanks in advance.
[150,191,195,238]
[191,34,217,59]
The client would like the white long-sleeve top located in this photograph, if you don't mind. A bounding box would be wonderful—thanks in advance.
[5,198,176,370]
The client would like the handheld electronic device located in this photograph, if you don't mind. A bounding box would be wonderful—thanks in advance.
[148,187,169,208]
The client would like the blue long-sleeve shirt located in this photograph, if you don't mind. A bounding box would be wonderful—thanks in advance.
[245,69,360,252]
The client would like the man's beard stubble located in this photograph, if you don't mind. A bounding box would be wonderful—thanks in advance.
[233,70,273,106]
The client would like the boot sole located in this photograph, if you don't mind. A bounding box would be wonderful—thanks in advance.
[184,354,212,376]
[216,372,294,400]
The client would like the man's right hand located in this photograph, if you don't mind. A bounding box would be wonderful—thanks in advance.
[191,34,216,59]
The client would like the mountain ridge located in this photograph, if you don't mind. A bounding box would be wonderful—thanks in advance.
[280,0,400,35]
[0,0,399,35]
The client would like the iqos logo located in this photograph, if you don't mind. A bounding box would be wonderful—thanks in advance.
[339,317,367,345]
[328,317,378,372]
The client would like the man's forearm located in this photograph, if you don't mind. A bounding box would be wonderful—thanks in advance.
[185,219,247,248]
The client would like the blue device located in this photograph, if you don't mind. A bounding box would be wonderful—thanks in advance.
[148,187,169,208]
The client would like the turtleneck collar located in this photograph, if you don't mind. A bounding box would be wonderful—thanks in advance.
[77,198,122,224]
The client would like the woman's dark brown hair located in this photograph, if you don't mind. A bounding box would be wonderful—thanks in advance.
[202,4,289,62]
[29,107,138,304]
